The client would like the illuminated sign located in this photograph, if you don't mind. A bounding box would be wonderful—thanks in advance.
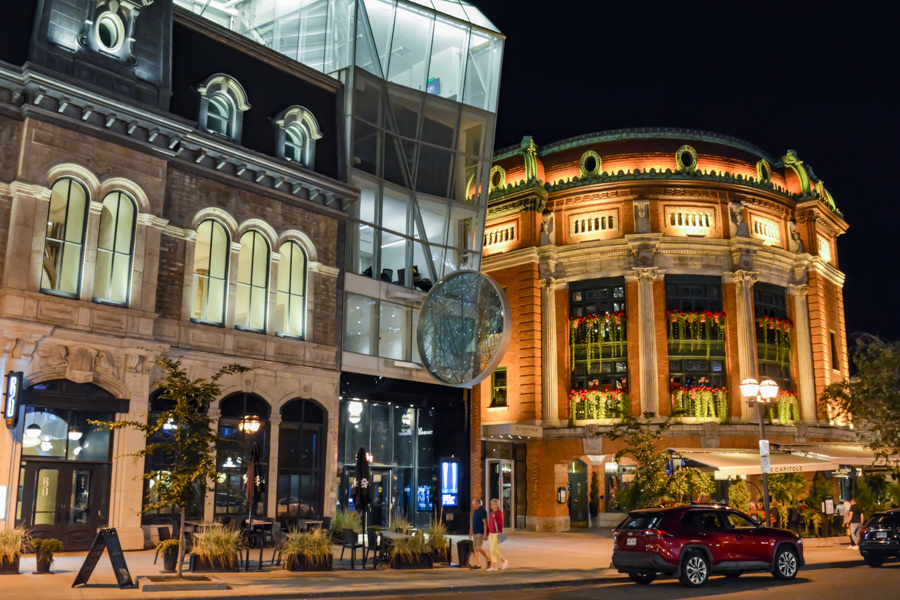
[441,460,459,508]
[4,371,22,429]
[416,485,432,512]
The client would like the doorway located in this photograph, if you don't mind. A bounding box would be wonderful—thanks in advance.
[341,465,393,527]
[18,461,111,549]
[484,459,514,529]
[568,459,588,526]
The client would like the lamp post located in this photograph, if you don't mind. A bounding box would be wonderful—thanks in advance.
[238,414,261,571]
[740,378,779,527]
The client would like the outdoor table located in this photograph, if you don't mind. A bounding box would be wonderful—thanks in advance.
[297,519,324,531]
[243,518,274,571]
[381,531,410,540]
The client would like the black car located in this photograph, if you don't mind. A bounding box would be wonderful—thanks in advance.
[859,507,900,567]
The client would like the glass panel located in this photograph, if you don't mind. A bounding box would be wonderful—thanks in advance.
[276,242,306,337]
[463,30,502,111]
[22,408,67,458]
[427,17,467,101]
[193,220,229,323]
[356,178,378,224]
[394,407,416,466]
[344,401,370,459]
[412,241,436,285]
[416,145,453,196]
[43,178,87,295]
[69,470,92,524]
[379,301,409,360]
[354,75,383,125]
[353,119,380,175]
[415,196,449,246]
[94,251,112,301]
[345,293,376,354]
[298,0,328,72]
[33,469,59,526]
[114,194,135,254]
[383,133,414,188]
[380,230,408,282]
[411,303,422,363]
[381,188,409,233]
[68,411,114,461]
[370,404,392,464]
[447,202,477,250]
[387,4,433,91]
[361,0,395,75]
[110,254,130,304]
[358,223,376,276]
[64,181,87,243]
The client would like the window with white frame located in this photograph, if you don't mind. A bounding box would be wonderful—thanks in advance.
[94,191,136,305]
[197,74,251,142]
[276,241,307,338]
[191,219,230,324]
[274,105,323,167]
[41,177,89,296]
[235,231,270,331]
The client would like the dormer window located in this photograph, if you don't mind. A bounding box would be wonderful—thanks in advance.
[82,0,142,62]
[274,105,323,167]
[197,74,251,142]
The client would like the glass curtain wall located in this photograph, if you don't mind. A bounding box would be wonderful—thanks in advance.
[175,0,503,288]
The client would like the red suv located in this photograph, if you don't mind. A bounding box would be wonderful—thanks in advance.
[612,504,804,587]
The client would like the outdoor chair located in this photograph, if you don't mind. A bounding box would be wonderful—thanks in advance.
[153,526,172,565]
[363,528,389,569]
[271,524,288,566]
[340,529,365,569]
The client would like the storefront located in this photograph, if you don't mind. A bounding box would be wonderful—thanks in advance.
[482,424,536,530]
[337,373,469,530]
[15,380,127,549]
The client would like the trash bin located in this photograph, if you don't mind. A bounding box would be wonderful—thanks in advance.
[457,539,473,567]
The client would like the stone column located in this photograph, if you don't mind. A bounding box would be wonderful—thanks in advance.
[541,277,560,426]
[267,415,281,517]
[789,284,817,423]
[628,268,662,415]
[730,270,759,388]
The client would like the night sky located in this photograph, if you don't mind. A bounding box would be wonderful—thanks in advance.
[475,0,900,345]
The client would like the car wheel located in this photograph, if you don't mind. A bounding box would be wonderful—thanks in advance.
[864,556,884,568]
[680,551,710,588]
[724,571,742,578]
[772,546,799,580]
[629,572,656,585]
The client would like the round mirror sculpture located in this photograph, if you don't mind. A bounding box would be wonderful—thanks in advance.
[416,270,511,387]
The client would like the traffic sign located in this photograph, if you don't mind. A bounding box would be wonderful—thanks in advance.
[759,439,770,457]
[760,455,771,474]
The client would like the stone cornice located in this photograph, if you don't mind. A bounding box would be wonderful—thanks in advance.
[808,257,847,287]
[310,263,340,278]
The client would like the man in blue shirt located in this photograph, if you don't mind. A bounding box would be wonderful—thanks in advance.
[469,498,491,568]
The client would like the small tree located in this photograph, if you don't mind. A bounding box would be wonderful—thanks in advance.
[607,417,672,511]
[97,355,246,577]
[728,477,751,513]
[768,473,808,505]
[589,471,600,518]
[668,467,715,504]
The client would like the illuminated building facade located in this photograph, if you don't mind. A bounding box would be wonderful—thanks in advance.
[474,129,853,530]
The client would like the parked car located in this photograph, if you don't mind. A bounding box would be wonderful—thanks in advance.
[859,507,900,567]
[611,504,804,587]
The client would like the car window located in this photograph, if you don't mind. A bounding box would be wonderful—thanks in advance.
[681,510,722,531]
[724,511,758,529]
[622,513,664,530]
[868,513,900,527]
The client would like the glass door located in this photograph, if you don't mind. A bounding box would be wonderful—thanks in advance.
[342,465,393,528]
[485,459,514,529]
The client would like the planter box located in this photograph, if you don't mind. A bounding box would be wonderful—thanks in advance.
[391,553,433,570]
[429,545,451,564]
[285,554,333,572]
[189,555,240,572]
[572,418,619,426]
[0,557,19,574]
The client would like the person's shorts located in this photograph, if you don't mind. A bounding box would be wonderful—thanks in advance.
[473,534,484,546]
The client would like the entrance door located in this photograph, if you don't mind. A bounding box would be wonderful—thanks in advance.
[485,459,514,529]
[18,462,110,550]
[342,465,392,528]
[568,459,588,526]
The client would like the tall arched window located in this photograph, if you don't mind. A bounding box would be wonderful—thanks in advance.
[235,231,270,331]
[41,177,89,296]
[276,241,307,338]
[277,399,326,518]
[94,191,136,305]
[191,219,230,324]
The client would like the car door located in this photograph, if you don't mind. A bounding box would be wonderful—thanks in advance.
[681,510,733,564]
[724,510,769,564]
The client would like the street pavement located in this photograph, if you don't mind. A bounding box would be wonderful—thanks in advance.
[0,529,867,600]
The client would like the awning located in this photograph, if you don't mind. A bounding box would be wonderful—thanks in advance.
[671,448,835,480]
[482,423,542,439]
[780,444,900,468]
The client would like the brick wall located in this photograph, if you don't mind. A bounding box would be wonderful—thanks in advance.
[155,235,186,319]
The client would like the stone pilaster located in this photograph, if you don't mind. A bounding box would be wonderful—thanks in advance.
[266,415,281,517]
[627,268,663,415]
[729,270,759,389]
[540,277,560,426]
[789,284,817,423]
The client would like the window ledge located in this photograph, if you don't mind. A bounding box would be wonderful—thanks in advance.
[487,405,508,412]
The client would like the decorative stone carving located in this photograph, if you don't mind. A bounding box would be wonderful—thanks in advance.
[540,209,554,246]
[34,342,68,368]
[521,136,539,181]
[787,221,804,253]
[633,200,651,234]
[632,243,657,267]
[96,350,123,380]
[729,202,750,237]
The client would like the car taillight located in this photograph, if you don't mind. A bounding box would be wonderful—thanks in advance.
[860,526,868,537]
[643,529,670,538]
[612,529,621,541]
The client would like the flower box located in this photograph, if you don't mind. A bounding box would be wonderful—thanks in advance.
[0,557,19,574]
[189,555,240,572]
[391,553,433,570]
[572,418,619,427]
[285,554,333,572]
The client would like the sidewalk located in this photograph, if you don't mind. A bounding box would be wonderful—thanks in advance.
[2,530,863,600]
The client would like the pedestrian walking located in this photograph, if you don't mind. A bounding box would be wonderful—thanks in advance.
[845,498,864,549]
[468,498,491,569]
[486,498,508,572]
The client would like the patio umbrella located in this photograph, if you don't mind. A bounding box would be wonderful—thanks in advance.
[351,447,372,531]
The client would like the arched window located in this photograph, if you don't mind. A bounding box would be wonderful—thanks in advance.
[235,231,270,331]
[277,399,326,518]
[41,177,89,296]
[197,74,251,142]
[283,126,306,164]
[276,241,307,338]
[216,393,271,518]
[191,219,230,324]
[274,105,323,167]
[94,191,136,305]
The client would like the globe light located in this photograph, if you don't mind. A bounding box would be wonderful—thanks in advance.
[25,423,42,439]
[759,379,780,400]
[68,427,83,441]
[347,401,364,425]
[238,414,261,434]
[740,378,760,399]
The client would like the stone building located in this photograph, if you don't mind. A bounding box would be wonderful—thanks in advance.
[473,129,853,531]
[0,0,356,550]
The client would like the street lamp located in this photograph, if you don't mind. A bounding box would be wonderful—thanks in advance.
[237,414,263,570]
[238,414,261,434]
[740,377,779,527]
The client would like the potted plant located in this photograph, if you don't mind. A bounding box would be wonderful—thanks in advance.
[189,526,244,572]
[589,472,600,520]
[424,520,450,564]
[329,508,361,544]
[0,527,30,574]
[31,538,64,574]
[156,539,180,573]
[280,528,333,571]
[391,531,432,570]
[387,511,411,534]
